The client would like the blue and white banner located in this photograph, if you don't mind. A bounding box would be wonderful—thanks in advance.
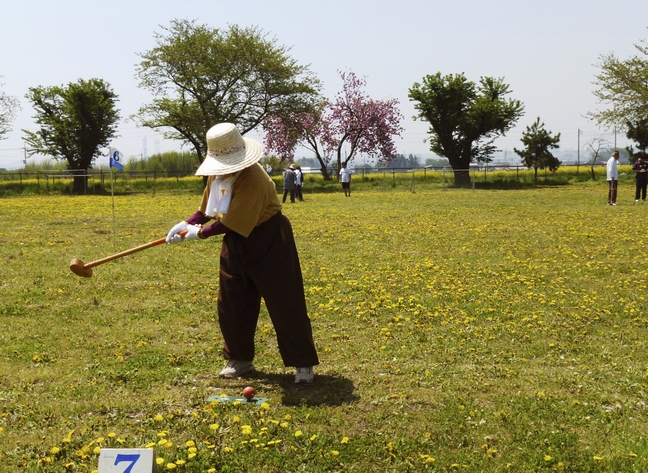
[109,147,124,172]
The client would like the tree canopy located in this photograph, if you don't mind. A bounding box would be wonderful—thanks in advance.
[23,78,119,192]
[264,71,403,179]
[514,117,561,183]
[0,78,20,140]
[626,118,648,159]
[134,19,321,165]
[590,35,648,130]
[409,73,524,186]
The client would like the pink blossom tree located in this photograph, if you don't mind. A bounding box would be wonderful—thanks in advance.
[263,100,334,178]
[263,71,404,179]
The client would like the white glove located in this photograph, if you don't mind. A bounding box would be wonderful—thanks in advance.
[185,224,202,241]
[166,221,188,244]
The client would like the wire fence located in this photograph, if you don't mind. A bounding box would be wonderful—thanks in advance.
[0,162,617,196]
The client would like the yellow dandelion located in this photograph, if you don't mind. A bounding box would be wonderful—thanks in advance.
[93,446,101,455]
[310,434,317,441]
[260,402,270,410]
[209,423,220,431]
[107,432,116,438]
[166,463,176,469]
[544,455,552,461]
[223,447,233,453]
[188,453,196,459]
[186,440,195,448]
[50,447,60,455]
[593,456,603,461]
[341,437,349,444]
[154,414,164,422]
[156,457,165,465]
[188,447,197,454]
[294,430,303,437]
[330,450,339,456]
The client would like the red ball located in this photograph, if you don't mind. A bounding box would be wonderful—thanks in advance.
[242,386,256,400]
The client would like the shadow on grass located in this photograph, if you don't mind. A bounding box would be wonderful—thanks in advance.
[250,371,358,406]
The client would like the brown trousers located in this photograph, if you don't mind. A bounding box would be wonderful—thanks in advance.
[218,212,319,367]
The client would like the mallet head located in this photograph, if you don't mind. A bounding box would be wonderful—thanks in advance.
[69,258,93,278]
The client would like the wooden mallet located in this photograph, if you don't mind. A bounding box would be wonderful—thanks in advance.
[69,230,187,278]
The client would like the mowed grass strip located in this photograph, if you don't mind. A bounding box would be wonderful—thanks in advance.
[0,184,647,472]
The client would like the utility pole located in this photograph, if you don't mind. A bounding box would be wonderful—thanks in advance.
[577,129,580,176]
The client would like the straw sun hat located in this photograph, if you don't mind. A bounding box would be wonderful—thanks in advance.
[195,123,263,176]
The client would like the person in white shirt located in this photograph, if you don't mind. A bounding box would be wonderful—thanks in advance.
[606,150,619,205]
[294,165,304,201]
[339,162,352,197]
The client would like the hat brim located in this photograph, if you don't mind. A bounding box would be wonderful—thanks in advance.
[195,137,263,176]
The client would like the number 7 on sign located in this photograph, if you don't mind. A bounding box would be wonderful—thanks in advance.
[115,454,140,473]
[98,448,156,473]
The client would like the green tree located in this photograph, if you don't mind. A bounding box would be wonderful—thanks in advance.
[590,36,648,130]
[134,19,321,166]
[0,78,20,140]
[409,73,524,187]
[626,118,648,162]
[514,117,561,184]
[23,78,119,193]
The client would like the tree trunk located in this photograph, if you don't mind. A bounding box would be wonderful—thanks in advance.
[319,165,330,180]
[314,153,331,180]
[453,170,471,188]
[72,170,88,194]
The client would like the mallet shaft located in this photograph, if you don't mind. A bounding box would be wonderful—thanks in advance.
[84,230,188,269]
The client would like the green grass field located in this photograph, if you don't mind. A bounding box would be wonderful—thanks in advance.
[1,182,647,472]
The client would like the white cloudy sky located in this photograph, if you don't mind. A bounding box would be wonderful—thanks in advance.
[0,0,646,169]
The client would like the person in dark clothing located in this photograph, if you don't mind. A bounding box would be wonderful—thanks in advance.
[633,154,648,202]
[282,165,296,203]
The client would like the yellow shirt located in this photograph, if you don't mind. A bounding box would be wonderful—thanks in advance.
[199,163,282,238]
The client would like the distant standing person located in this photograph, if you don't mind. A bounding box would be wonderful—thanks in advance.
[607,150,620,205]
[283,164,296,203]
[294,165,304,201]
[339,162,352,197]
[633,153,648,202]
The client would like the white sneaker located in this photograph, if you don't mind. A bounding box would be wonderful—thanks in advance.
[219,360,254,379]
[295,367,314,384]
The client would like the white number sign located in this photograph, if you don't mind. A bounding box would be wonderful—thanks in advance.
[98,448,157,473]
